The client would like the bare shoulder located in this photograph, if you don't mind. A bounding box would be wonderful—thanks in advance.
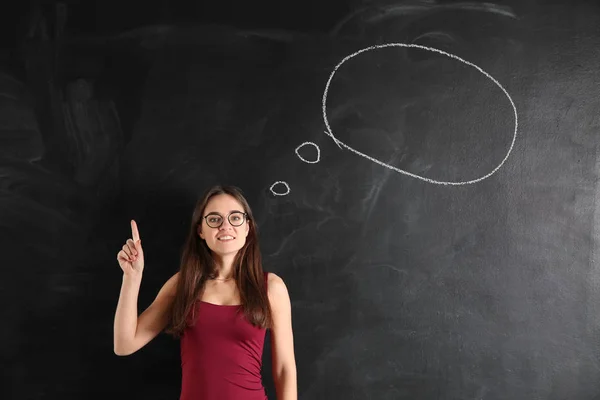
[267,272,286,290]
[267,272,290,305]
[160,271,180,295]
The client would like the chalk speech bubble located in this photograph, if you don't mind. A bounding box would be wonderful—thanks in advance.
[269,142,321,196]
[322,43,518,186]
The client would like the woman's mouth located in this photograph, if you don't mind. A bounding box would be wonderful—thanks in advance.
[217,235,235,241]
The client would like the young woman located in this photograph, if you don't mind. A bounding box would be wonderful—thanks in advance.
[113,185,297,400]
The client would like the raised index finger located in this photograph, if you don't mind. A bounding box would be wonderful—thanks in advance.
[131,220,141,242]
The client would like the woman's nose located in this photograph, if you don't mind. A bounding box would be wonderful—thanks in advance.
[219,219,233,229]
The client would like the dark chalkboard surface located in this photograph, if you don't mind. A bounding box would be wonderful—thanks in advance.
[3,1,600,399]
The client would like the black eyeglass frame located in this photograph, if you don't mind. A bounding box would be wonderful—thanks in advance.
[202,211,249,228]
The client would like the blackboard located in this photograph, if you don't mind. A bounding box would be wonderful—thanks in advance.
[3,1,600,399]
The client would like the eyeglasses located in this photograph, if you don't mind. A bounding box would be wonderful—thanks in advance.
[203,211,248,228]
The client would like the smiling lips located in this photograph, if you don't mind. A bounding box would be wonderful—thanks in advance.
[217,235,235,241]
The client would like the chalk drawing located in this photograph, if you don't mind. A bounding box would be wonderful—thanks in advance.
[322,43,518,186]
[270,181,291,196]
[269,142,321,196]
[295,142,321,164]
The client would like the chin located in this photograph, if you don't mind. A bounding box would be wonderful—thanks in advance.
[209,242,245,256]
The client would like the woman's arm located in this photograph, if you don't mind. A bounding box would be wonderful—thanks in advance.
[113,272,179,356]
[268,273,297,400]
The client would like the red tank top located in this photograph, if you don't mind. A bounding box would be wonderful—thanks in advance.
[179,272,269,400]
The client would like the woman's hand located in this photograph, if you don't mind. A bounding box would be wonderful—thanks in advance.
[117,220,145,277]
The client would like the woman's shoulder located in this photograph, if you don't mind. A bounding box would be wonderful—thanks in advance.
[265,272,290,302]
[169,271,181,284]
[265,271,283,285]
[159,271,180,295]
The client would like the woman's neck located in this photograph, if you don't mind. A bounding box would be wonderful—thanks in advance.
[212,254,236,280]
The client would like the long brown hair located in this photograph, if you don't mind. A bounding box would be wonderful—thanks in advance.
[165,185,272,337]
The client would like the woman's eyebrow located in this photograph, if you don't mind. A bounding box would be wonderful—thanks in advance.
[205,209,243,215]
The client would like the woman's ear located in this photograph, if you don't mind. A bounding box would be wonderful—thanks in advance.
[197,224,205,240]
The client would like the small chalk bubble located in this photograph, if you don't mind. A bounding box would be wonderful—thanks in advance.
[270,181,290,196]
[295,141,321,164]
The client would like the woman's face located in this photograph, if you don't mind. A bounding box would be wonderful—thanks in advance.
[198,194,250,257]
